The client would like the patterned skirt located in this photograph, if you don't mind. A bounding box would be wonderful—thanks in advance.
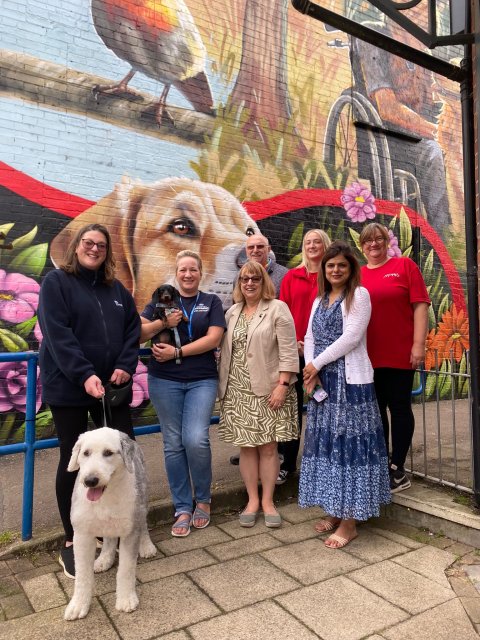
[298,357,391,521]
[218,313,298,447]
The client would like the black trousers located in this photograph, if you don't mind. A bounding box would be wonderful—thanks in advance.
[373,368,415,470]
[278,355,305,473]
[51,401,134,542]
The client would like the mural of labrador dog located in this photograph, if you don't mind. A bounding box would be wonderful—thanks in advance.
[64,427,157,620]
[50,176,259,310]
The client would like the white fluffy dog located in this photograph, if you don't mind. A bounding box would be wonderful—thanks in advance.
[64,427,157,621]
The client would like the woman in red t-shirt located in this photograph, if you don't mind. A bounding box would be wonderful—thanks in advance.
[278,229,331,483]
[360,223,430,493]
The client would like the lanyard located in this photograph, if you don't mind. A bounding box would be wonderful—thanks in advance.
[179,293,200,342]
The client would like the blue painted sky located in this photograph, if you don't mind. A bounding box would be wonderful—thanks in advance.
[0,1,224,200]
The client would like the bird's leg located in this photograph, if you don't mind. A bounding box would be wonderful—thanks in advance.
[93,69,141,101]
[154,84,175,126]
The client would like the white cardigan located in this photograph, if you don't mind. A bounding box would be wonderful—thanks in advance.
[304,286,374,384]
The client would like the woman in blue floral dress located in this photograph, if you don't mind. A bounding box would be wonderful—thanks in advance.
[300,241,390,549]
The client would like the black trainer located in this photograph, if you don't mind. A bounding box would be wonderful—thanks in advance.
[390,465,411,493]
[229,454,240,465]
[59,544,75,579]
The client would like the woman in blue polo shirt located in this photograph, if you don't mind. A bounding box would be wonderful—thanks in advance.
[140,250,225,538]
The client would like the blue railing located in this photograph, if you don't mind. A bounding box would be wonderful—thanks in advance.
[0,350,423,542]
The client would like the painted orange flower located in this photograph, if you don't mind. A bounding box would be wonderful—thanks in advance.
[432,304,469,363]
[424,328,438,371]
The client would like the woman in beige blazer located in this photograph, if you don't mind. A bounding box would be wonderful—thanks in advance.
[218,261,299,529]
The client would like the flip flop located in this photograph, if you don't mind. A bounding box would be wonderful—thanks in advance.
[324,532,358,549]
[314,518,340,533]
[171,515,192,538]
[192,506,211,529]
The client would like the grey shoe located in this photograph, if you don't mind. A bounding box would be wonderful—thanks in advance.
[239,511,258,528]
[264,512,282,528]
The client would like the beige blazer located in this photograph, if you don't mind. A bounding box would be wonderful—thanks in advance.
[218,298,299,399]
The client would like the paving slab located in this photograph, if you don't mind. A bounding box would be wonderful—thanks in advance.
[206,532,281,562]
[261,537,365,585]
[277,503,325,524]
[383,598,478,640]
[136,548,216,582]
[276,575,408,640]
[156,526,231,556]
[188,600,318,640]
[99,573,220,640]
[216,517,292,540]
[1,593,33,620]
[366,526,423,550]
[0,601,120,640]
[189,554,299,611]
[266,520,322,544]
[391,545,456,588]
[344,532,410,563]
[348,559,455,614]
[19,572,66,612]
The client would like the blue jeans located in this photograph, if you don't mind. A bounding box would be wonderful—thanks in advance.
[148,376,218,516]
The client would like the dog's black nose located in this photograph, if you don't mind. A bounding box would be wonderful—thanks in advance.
[84,476,99,487]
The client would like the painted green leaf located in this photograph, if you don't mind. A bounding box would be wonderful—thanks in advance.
[422,249,434,282]
[14,316,37,339]
[425,371,437,398]
[9,244,48,277]
[0,412,16,444]
[0,328,29,352]
[0,223,14,237]
[438,293,451,321]
[398,207,412,250]
[402,246,412,258]
[349,227,362,253]
[288,253,302,268]
[288,223,304,259]
[438,360,452,398]
[11,226,38,250]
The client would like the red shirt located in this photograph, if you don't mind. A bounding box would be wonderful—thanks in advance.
[361,257,430,369]
[279,267,319,341]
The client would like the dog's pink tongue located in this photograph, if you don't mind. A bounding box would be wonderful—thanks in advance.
[86,487,104,502]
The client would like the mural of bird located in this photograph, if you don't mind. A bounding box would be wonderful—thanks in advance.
[91,0,215,124]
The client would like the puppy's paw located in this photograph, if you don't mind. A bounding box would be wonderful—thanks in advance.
[139,538,157,559]
[115,591,139,613]
[64,598,91,620]
[94,554,115,573]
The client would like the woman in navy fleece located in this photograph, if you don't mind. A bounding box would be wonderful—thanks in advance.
[38,223,140,579]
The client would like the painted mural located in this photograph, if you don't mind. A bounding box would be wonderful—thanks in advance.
[0,0,467,444]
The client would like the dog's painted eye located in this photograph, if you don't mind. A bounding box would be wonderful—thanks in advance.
[103,449,114,457]
[168,217,198,237]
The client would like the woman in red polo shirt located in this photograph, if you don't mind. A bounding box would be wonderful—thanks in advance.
[360,223,430,493]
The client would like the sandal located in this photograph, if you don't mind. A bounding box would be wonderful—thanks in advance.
[192,506,211,529]
[314,518,340,533]
[171,514,192,538]
[324,532,358,549]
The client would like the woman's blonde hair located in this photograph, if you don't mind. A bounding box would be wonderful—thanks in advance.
[359,222,389,246]
[176,250,203,274]
[60,223,116,285]
[233,261,275,303]
[299,229,331,271]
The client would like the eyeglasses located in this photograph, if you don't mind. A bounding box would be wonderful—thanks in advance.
[239,276,262,284]
[246,244,267,251]
[363,236,385,246]
[81,238,108,251]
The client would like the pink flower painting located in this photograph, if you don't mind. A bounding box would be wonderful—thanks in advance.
[341,182,376,223]
[131,360,149,407]
[0,361,42,414]
[387,230,402,257]
[0,270,40,324]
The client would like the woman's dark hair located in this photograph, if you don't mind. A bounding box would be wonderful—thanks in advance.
[60,223,116,285]
[318,241,361,312]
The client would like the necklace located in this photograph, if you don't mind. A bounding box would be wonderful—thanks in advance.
[243,303,258,319]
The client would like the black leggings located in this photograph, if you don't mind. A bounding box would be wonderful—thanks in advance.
[373,368,415,470]
[51,402,134,542]
[278,355,304,473]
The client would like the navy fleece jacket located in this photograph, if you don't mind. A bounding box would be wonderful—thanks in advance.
[38,267,140,406]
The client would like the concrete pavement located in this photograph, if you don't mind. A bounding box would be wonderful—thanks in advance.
[1,499,480,639]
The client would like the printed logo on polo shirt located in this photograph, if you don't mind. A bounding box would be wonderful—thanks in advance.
[383,273,400,278]
[193,304,210,313]
[114,300,124,307]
